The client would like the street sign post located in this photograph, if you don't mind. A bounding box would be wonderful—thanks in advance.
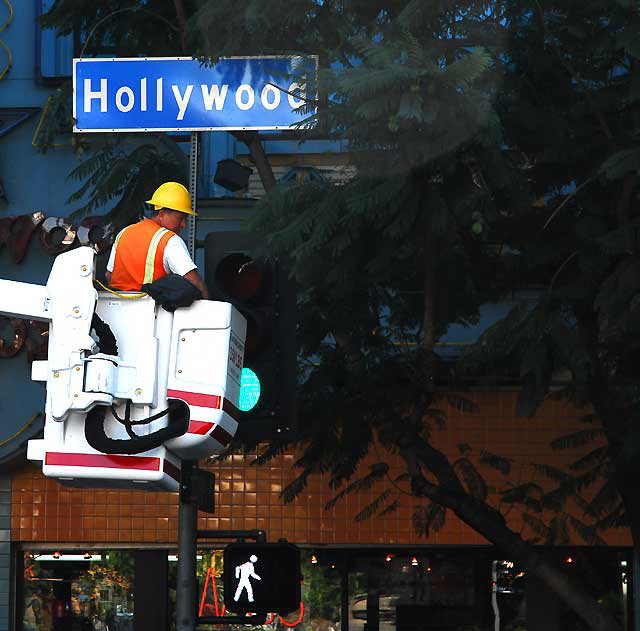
[73,56,316,132]
[223,542,302,615]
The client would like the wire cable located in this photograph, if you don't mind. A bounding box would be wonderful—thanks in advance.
[0,412,41,447]
[94,278,147,300]
[31,95,53,147]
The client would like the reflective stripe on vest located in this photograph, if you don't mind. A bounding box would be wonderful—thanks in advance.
[113,227,127,249]
[110,220,175,291]
[144,227,170,284]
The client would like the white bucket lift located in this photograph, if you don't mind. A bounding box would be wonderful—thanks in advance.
[0,246,246,491]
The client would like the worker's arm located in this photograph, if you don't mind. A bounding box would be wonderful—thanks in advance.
[184,269,209,299]
[163,237,208,299]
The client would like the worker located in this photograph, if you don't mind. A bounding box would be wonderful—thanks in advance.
[105,182,209,298]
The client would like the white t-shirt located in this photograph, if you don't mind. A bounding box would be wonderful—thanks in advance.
[106,233,197,277]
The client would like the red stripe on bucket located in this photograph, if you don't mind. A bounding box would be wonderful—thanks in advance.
[167,389,221,409]
[186,421,233,445]
[45,452,160,471]
[188,421,214,435]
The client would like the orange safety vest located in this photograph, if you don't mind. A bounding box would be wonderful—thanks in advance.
[110,219,175,291]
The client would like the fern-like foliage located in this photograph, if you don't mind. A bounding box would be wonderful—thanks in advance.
[500,483,543,513]
[479,451,513,475]
[413,502,446,538]
[324,463,389,511]
[355,489,394,522]
[65,139,187,226]
[378,498,400,517]
[550,429,605,451]
[522,513,549,543]
[453,458,487,500]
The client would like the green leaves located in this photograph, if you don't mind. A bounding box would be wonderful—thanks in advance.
[598,148,640,181]
[355,489,394,521]
[397,91,426,123]
[64,139,185,225]
[479,451,513,475]
[324,463,389,510]
[550,429,605,451]
[500,483,543,512]
[412,502,446,537]
[441,48,492,89]
[454,458,487,500]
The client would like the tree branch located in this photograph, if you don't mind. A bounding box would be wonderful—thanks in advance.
[399,441,620,631]
[173,0,188,52]
[534,2,615,148]
[616,173,637,253]
[151,133,189,175]
[423,210,437,353]
[232,131,277,193]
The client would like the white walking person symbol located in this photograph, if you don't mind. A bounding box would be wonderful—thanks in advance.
[234,554,261,602]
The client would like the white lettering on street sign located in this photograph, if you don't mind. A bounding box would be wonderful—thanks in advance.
[73,57,317,132]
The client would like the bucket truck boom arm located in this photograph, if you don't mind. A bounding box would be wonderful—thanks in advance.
[0,246,246,491]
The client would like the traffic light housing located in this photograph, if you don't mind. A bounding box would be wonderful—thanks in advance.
[204,231,297,440]
[223,542,301,614]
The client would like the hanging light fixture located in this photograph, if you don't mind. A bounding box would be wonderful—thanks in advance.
[311,555,318,564]
[84,552,92,560]
[411,556,419,566]
[52,551,61,560]
[385,554,393,563]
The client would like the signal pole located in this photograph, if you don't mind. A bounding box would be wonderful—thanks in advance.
[178,136,200,631]
[186,132,199,258]
[176,462,198,631]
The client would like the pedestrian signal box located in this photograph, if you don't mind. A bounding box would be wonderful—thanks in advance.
[223,542,301,614]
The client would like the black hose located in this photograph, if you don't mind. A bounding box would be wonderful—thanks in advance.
[85,401,189,455]
[91,313,118,356]
[86,313,190,454]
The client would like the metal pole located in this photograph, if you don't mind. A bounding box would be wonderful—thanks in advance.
[491,560,500,631]
[176,461,198,631]
[340,555,349,631]
[364,562,379,631]
[187,132,199,258]
[633,550,640,631]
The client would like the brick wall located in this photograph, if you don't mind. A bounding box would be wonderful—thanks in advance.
[11,392,631,547]
[0,476,12,631]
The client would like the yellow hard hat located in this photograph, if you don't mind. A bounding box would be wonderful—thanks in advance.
[146,182,197,216]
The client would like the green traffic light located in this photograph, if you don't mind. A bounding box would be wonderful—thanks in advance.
[239,367,261,412]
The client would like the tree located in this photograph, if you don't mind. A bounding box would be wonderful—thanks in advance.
[39,1,639,629]
[236,3,631,629]
[466,0,640,578]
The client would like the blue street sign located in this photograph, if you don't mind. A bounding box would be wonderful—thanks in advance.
[73,56,316,133]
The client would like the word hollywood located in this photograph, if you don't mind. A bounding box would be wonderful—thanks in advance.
[83,77,306,121]
[73,57,316,132]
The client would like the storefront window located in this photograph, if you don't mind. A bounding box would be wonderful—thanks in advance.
[348,552,482,631]
[22,550,134,631]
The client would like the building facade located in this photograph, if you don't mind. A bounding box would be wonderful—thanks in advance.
[9,392,632,631]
